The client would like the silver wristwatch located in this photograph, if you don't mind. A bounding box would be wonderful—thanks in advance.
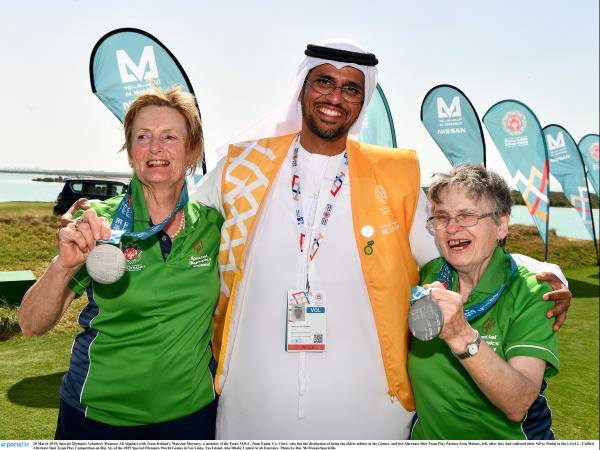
[453,330,481,359]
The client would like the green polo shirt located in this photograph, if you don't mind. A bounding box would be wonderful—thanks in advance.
[61,177,223,426]
[408,247,559,440]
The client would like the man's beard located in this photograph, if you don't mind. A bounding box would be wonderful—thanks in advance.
[301,104,354,141]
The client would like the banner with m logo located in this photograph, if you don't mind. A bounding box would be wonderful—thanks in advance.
[89,28,205,178]
[544,124,597,243]
[421,85,486,166]
[90,28,195,123]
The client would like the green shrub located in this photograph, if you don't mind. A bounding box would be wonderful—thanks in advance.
[0,299,20,341]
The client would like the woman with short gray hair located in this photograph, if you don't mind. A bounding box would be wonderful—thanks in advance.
[408,164,559,440]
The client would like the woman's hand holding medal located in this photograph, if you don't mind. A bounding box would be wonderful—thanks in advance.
[57,209,111,269]
[424,282,476,354]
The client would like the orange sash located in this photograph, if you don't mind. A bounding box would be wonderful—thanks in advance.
[213,133,420,410]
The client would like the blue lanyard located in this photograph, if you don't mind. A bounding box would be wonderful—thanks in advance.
[438,253,518,322]
[102,177,189,244]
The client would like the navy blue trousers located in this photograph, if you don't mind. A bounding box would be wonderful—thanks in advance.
[55,398,217,440]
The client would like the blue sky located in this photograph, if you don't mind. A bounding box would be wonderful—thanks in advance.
[0,0,598,188]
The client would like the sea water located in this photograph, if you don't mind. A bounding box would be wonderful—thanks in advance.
[0,172,65,202]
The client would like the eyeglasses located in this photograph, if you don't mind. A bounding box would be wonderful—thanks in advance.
[306,77,364,104]
[426,211,497,230]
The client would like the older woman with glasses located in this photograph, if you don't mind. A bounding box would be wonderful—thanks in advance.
[408,164,559,440]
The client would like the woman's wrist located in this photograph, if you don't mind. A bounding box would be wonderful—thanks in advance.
[52,255,83,279]
[446,327,479,355]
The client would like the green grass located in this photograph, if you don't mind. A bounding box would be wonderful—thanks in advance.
[1,286,596,439]
[505,225,598,271]
[0,333,73,439]
[0,202,598,439]
[0,201,55,217]
[0,299,19,340]
[0,203,90,336]
[0,204,58,277]
[546,266,599,440]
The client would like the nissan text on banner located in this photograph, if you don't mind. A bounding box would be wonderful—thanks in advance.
[483,100,550,257]
[578,134,600,195]
[359,84,397,148]
[421,84,486,166]
[544,124,597,244]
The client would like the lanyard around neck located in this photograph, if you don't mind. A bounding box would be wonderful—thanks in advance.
[438,252,518,322]
[102,176,189,244]
[291,135,347,286]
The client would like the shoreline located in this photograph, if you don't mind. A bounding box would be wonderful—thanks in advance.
[0,168,131,179]
[0,201,597,242]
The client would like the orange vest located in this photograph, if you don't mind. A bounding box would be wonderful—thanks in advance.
[213,133,420,410]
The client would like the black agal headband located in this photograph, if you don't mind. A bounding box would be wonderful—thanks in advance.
[305,44,378,66]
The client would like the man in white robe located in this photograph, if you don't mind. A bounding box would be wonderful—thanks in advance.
[193,39,570,439]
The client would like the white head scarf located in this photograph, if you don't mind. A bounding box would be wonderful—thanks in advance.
[216,38,378,156]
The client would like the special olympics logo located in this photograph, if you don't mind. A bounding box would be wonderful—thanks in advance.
[590,142,599,161]
[502,110,527,136]
[123,243,142,263]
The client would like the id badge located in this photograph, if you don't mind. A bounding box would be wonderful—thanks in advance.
[286,290,326,352]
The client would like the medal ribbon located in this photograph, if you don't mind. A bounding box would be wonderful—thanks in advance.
[100,175,189,244]
[291,135,347,283]
[438,252,518,321]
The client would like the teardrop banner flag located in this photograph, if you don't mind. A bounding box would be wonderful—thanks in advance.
[483,100,550,256]
[359,84,397,147]
[544,125,597,247]
[89,28,205,179]
[421,84,486,166]
[578,134,600,195]
[90,28,196,122]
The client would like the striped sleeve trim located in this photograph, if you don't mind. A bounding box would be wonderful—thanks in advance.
[68,274,89,297]
[71,276,87,291]
[505,344,559,362]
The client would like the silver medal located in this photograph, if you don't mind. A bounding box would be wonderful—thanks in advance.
[86,243,126,284]
[408,295,444,341]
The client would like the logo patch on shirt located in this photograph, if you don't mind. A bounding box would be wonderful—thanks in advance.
[189,254,212,268]
[481,318,499,352]
[192,240,204,254]
[123,242,145,271]
[482,317,496,332]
